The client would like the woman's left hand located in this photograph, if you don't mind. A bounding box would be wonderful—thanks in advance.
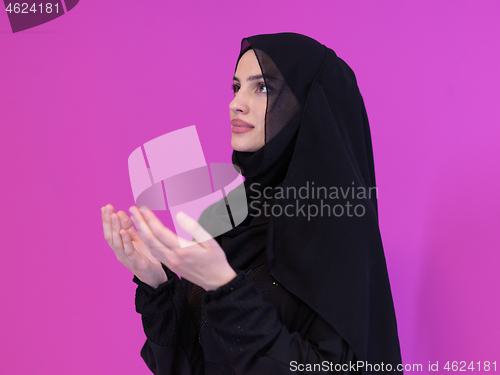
[129,206,237,291]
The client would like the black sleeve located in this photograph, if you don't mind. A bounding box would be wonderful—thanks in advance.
[133,265,204,375]
[202,271,359,374]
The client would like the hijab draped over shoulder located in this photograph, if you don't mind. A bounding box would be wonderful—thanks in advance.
[199,32,402,374]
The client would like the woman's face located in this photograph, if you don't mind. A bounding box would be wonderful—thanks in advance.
[230,49,267,152]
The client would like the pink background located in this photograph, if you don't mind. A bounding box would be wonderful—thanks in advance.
[1,1,499,373]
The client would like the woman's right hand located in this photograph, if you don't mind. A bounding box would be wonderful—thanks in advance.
[102,204,168,289]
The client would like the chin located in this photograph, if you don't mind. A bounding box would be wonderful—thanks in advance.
[232,143,251,152]
[231,134,265,152]
[232,143,257,152]
[231,137,250,152]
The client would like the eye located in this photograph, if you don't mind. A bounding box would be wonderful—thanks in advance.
[257,82,267,93]
[231,83,240,95]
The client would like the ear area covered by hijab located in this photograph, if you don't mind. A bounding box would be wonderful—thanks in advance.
[200,32,403,374]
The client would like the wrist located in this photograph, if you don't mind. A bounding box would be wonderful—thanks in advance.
[150,272,169,289]
[136,270,169,290]
[203,269,238,291]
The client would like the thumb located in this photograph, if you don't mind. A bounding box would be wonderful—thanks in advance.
[117,211,140,237]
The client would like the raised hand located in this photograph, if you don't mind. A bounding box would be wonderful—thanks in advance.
[102,204,168,288]
[129,206,237,291]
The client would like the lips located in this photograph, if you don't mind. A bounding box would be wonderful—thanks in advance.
[231,119,255,134]
[231,119,254,128]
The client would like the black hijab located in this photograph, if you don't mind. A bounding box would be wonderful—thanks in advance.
[200,32,402,374]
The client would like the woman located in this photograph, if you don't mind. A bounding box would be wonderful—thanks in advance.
[102,32,403,374]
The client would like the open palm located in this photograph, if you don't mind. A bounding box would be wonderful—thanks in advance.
[102,204,168,288]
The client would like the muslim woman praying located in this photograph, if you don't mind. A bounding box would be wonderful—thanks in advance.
[101,32,403,375]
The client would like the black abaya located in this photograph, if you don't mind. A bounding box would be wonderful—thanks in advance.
[134,260,359,374]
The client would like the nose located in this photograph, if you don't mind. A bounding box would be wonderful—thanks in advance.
[229,91,250,114]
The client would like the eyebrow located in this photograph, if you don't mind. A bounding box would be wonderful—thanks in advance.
[233,74,264,82]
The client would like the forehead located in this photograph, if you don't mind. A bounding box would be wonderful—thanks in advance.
[235,50,262,76]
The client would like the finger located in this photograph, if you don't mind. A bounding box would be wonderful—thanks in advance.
[118,211,144,244]
[120,228,138,258]
[121,229,156,268]
[175,211,219,249]
[129,206,176,255]
[131,206,186,249]
[102,205,113,245]
[143,207,195,248]
[111,212,124,250]
[110,230,127,262]
[117,210,139,237]
[119,229,151,272]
